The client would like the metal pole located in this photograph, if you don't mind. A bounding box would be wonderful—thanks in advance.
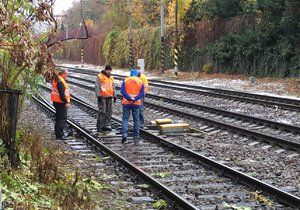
[80,0,84,67]
[66,14,68,39]
[160,0,165,74]
[129,0,134,68]
[66,24,68,39]
[174,0,179,78]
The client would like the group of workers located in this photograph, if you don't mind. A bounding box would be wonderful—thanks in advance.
[95,65,148,144]
[51,65,148,145]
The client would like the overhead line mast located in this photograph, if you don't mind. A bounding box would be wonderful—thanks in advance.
[160,0,165,74]
[129,0,134,68]
[174,0,179,78]
[80,0,84,67]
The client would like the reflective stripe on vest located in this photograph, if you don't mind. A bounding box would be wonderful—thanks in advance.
[122,77,143,106]
[97,73,114,97]
[51,76,71,103]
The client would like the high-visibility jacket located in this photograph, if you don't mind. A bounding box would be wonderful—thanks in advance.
[51,76,71,103]
[97,73,115,97]
[139,73,149,94]
[122,77,143,106]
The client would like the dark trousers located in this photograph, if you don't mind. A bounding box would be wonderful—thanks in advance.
[139,97,145,127]
[122,106,140,141]
[97,97,113,130]
[53,102,67,138]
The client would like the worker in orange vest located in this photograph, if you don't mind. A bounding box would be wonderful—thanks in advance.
[95,65,117,132]
[51,68,71,140]
[134,65,148,128]
[121,69,145,144]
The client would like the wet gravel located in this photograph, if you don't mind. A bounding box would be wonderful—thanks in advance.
[40,87,292,209]
[151,87,300,127]
[68,84,300,198]
[69,73,300,127]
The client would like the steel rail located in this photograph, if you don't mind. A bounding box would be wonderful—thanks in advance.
[151,80,300,106]
[145,82,300,111]
[59,65,300,111]
[65,78,300,151]
[38,86,300,208]
[67,75,300,133]
[146,94,300,133]
[147,101,300,151]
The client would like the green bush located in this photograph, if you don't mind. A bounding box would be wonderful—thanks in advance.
[181,0,300,77]
[103,30,118,65]
[185,0,246,24]
[0,130,101,209]
[202,63,214,73]
[112,30,131,67]
[102,26,174,70]
[204,26,299,77]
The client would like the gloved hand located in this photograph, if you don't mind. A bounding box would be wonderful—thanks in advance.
[113,97,117,103]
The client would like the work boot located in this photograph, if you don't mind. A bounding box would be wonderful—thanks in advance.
[122,137,127,144]
[134,141,142,146]
[56,136,69,140]
[134,137,141,145]
[103,127,112,131]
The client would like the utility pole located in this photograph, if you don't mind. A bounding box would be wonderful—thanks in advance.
[129,0,134,68]
[174,0,179,78]
[56,14,68,39]
[80,0,84,67]
[160,0,165,74]
[65,14,68,40]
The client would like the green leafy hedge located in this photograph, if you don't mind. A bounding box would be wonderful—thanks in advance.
[181,0,300,77]
[207,28,299,76]
[102,26,174,70]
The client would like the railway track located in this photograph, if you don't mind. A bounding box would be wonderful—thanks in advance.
[27,99,164,209]
[57,65,300,111]
[33,93,192,209]
[36,87,300,209]
[64,77,300,152]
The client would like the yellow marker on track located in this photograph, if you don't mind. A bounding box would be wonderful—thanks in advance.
[159,123,190,134]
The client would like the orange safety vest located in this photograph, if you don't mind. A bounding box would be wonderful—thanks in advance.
[139,73,149,94]
[51,76,71,103]
[122,77,143,106]
[97,73,115,97]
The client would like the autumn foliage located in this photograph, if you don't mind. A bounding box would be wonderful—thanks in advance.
[0,0,57,168]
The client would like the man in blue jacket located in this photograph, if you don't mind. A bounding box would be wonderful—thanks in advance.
[121,69,145,145]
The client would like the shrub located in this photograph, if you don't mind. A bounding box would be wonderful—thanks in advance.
[102,26,174,70]
[202,63,214,73]
[0,129,101,209]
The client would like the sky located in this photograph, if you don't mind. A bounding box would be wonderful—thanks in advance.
[54,0,76,15]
